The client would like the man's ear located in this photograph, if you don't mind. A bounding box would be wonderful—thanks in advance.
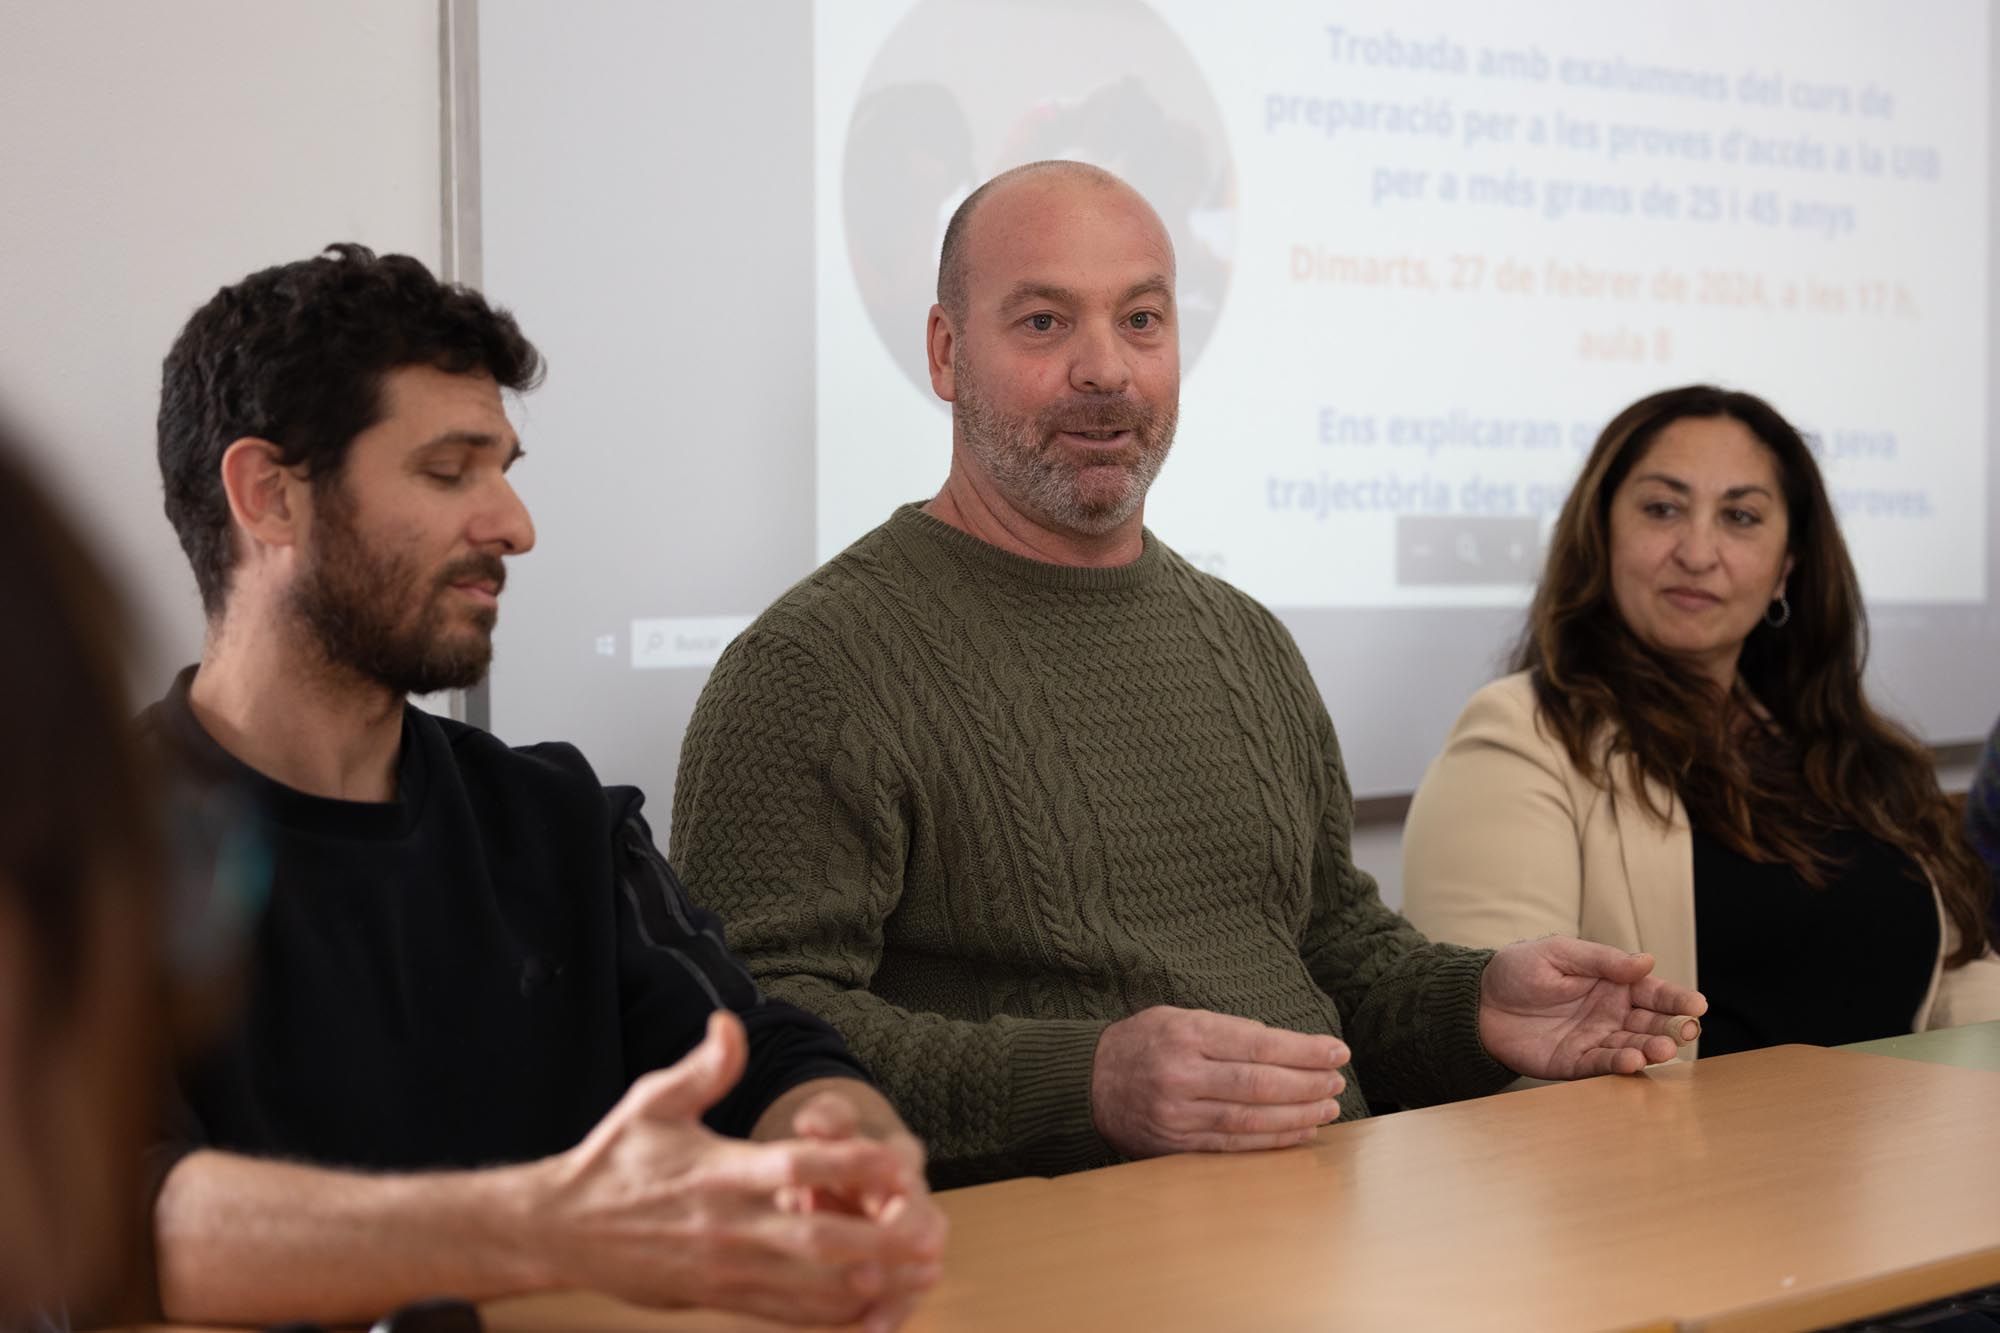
[926,304,958,404]
[217,437,307,553]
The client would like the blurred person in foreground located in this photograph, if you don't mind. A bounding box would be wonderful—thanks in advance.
[1404,385,2000,1056]
[0,426,166,1333]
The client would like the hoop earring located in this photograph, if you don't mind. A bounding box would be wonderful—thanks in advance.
[1765,595,1790,628]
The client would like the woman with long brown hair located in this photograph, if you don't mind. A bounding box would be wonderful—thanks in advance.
[1402,385,1999,1057]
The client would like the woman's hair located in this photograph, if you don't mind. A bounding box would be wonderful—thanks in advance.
[0,418,165,1315]
[1516,384,1989,964]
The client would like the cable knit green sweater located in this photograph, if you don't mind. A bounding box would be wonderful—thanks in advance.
[671,504,1511,1185]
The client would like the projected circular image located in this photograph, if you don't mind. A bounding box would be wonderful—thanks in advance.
[842,0,1238,399]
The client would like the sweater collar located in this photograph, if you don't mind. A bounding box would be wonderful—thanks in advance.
[885,502,1169,593]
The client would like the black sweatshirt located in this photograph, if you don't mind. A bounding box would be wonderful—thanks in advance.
[143,668,868,1171]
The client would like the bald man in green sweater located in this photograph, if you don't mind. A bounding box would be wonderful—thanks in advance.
[670,161,1706,1188]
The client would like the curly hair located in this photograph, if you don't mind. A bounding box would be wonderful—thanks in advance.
[157,243,543,617]
[1516,384,1989,964]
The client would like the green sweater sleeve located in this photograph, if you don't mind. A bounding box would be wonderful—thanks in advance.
[670,627,1115,1184]
[1297,702,1516,1108]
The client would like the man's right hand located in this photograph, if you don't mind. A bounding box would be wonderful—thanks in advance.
[1090,1006,1349,1159]
[528,1011,935,1329]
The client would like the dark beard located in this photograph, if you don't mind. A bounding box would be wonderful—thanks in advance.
[291,487,504,696]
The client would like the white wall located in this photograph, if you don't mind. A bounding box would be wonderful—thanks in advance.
[0,0,440,690]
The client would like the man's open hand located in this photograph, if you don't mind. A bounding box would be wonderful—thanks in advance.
[1479,937,1707,1079]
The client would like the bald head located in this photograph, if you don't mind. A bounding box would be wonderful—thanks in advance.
[936,161,1173,325]
[922,159,1180,553]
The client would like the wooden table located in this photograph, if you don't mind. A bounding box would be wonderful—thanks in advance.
[477,1045,2000,1333]
[137,1044,2000,1333]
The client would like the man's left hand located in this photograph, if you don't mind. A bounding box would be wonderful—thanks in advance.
[787,1087,932,1209]
[1478,937,1707,1079]
[785,1087,946,1333]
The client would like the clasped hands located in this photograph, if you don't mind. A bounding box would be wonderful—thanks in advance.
[1090,936,1707,1159]
[529,1011,945,1332]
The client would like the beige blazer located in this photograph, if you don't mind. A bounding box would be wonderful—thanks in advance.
[1403,672,2000,1059]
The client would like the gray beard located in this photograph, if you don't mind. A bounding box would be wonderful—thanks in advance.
[952,376,1177,538]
